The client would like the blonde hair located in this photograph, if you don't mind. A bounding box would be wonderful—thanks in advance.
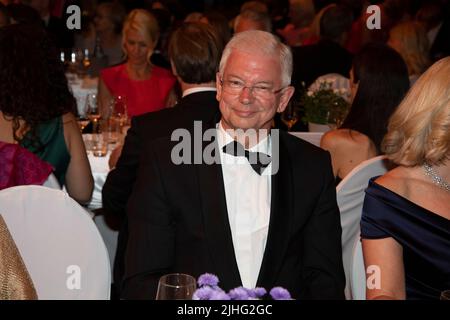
[382,57,450,166]
[122,9,159,62]
[389,22,430,76]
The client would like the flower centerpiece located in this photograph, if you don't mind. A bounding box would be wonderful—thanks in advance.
[301,80,350,131]
[193,273,292,300]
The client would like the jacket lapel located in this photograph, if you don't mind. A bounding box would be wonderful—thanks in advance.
[256,134,293,289]
[195,114,242,290]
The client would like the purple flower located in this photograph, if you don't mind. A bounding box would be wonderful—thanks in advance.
[269,287,292,300]
[228,287,250,300]
[192,286,217,300]
[249,287,267,299]
[209,290,231,300]
[197,273,219,287]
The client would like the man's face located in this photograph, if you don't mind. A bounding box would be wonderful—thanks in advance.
[217,50,294,132]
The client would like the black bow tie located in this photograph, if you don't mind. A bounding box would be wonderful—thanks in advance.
[222,141,271,175]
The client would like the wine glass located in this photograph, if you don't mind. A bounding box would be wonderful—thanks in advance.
[85,93,100,133]
[155,273,197,300]
[77,117,90,132]
[281,102,299,131]
[108,95,128,141]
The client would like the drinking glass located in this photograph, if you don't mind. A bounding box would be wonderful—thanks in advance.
[155,273,197,300]
[106,95,128,143]
[85,93,101,133]
[281,102,299,131]
[91,134,107,157]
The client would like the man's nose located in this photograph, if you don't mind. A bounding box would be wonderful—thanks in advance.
[239,86,255,104]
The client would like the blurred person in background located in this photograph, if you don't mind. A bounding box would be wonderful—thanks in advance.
[0,24,93,203]
[416,0,450,61]
[388,21,431,85]
[74,1,126,69]
[277,0,315,46]
[0,3,10,27]
[320,43,410,184]
[21,0,73,49]
[233,9,272,33]
[98,9,176,118]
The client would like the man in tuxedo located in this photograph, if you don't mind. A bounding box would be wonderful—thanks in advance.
[101,22,224,295]
[122,30,345,300]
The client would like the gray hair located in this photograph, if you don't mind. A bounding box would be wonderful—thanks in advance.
[234,9,272,33]
[219,30,293,87]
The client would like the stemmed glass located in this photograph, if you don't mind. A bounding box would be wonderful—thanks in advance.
[85,93,101,134]
[106,95,128,144]
[281,102,299,131]
[155,273,197,300]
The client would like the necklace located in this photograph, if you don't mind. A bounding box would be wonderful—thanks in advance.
[422,163,450,192]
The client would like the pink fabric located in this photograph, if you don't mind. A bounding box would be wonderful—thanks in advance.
[101,64,176,117]
[0,142,54,190]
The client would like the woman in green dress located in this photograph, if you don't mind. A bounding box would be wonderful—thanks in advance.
[0,24,93,204]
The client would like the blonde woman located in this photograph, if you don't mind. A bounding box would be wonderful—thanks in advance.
[98,9,176,117]
[361,57,450,300]
[388,21,430,85]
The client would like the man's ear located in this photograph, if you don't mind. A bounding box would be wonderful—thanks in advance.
[216,73,222,101]
[170,60,178,77]
[276,86,295,113]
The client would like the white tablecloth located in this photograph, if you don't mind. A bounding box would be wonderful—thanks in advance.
[68,75,98,116]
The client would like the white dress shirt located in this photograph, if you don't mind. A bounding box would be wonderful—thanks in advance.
[217,121,272,289]
[182,87,217,98]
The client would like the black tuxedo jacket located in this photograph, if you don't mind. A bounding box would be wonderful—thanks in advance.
[122,114,346,300]
[102,91,219,217]
[101,91,219,290]
[291,39,353,89]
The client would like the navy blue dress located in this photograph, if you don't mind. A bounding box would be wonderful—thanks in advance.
[361,178,450,300]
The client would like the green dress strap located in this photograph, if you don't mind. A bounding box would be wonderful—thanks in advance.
[20,117,70,186]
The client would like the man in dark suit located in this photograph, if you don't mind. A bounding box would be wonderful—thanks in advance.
[122,30,345,300]
[21,0,73,49]
[101,22,224,295]
[291,5,354,89]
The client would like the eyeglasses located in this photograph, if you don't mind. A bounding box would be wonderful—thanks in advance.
[220,78,286,99]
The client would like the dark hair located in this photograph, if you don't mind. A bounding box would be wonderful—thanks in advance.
[5,3,41,25]
[341,43,410,153]
[97,2,127,35]
[202,11,232,47]
[320,5,353,41]
[168,22,224,84]
[0,24,76,143]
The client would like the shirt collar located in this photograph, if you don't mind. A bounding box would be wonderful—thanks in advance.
[182,87,217,98]
[217,121,272,156]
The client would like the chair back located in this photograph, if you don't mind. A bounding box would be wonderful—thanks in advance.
[350,234,367,300]
[336,155,391,299]
[42,173,61,189]
[0,186,110,299]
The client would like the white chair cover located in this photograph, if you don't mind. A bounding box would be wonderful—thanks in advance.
[289,132,324,147]
[350,234,366,300]
[0,186,110,299]
[42,173,61,189]
[336,155,391,299]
